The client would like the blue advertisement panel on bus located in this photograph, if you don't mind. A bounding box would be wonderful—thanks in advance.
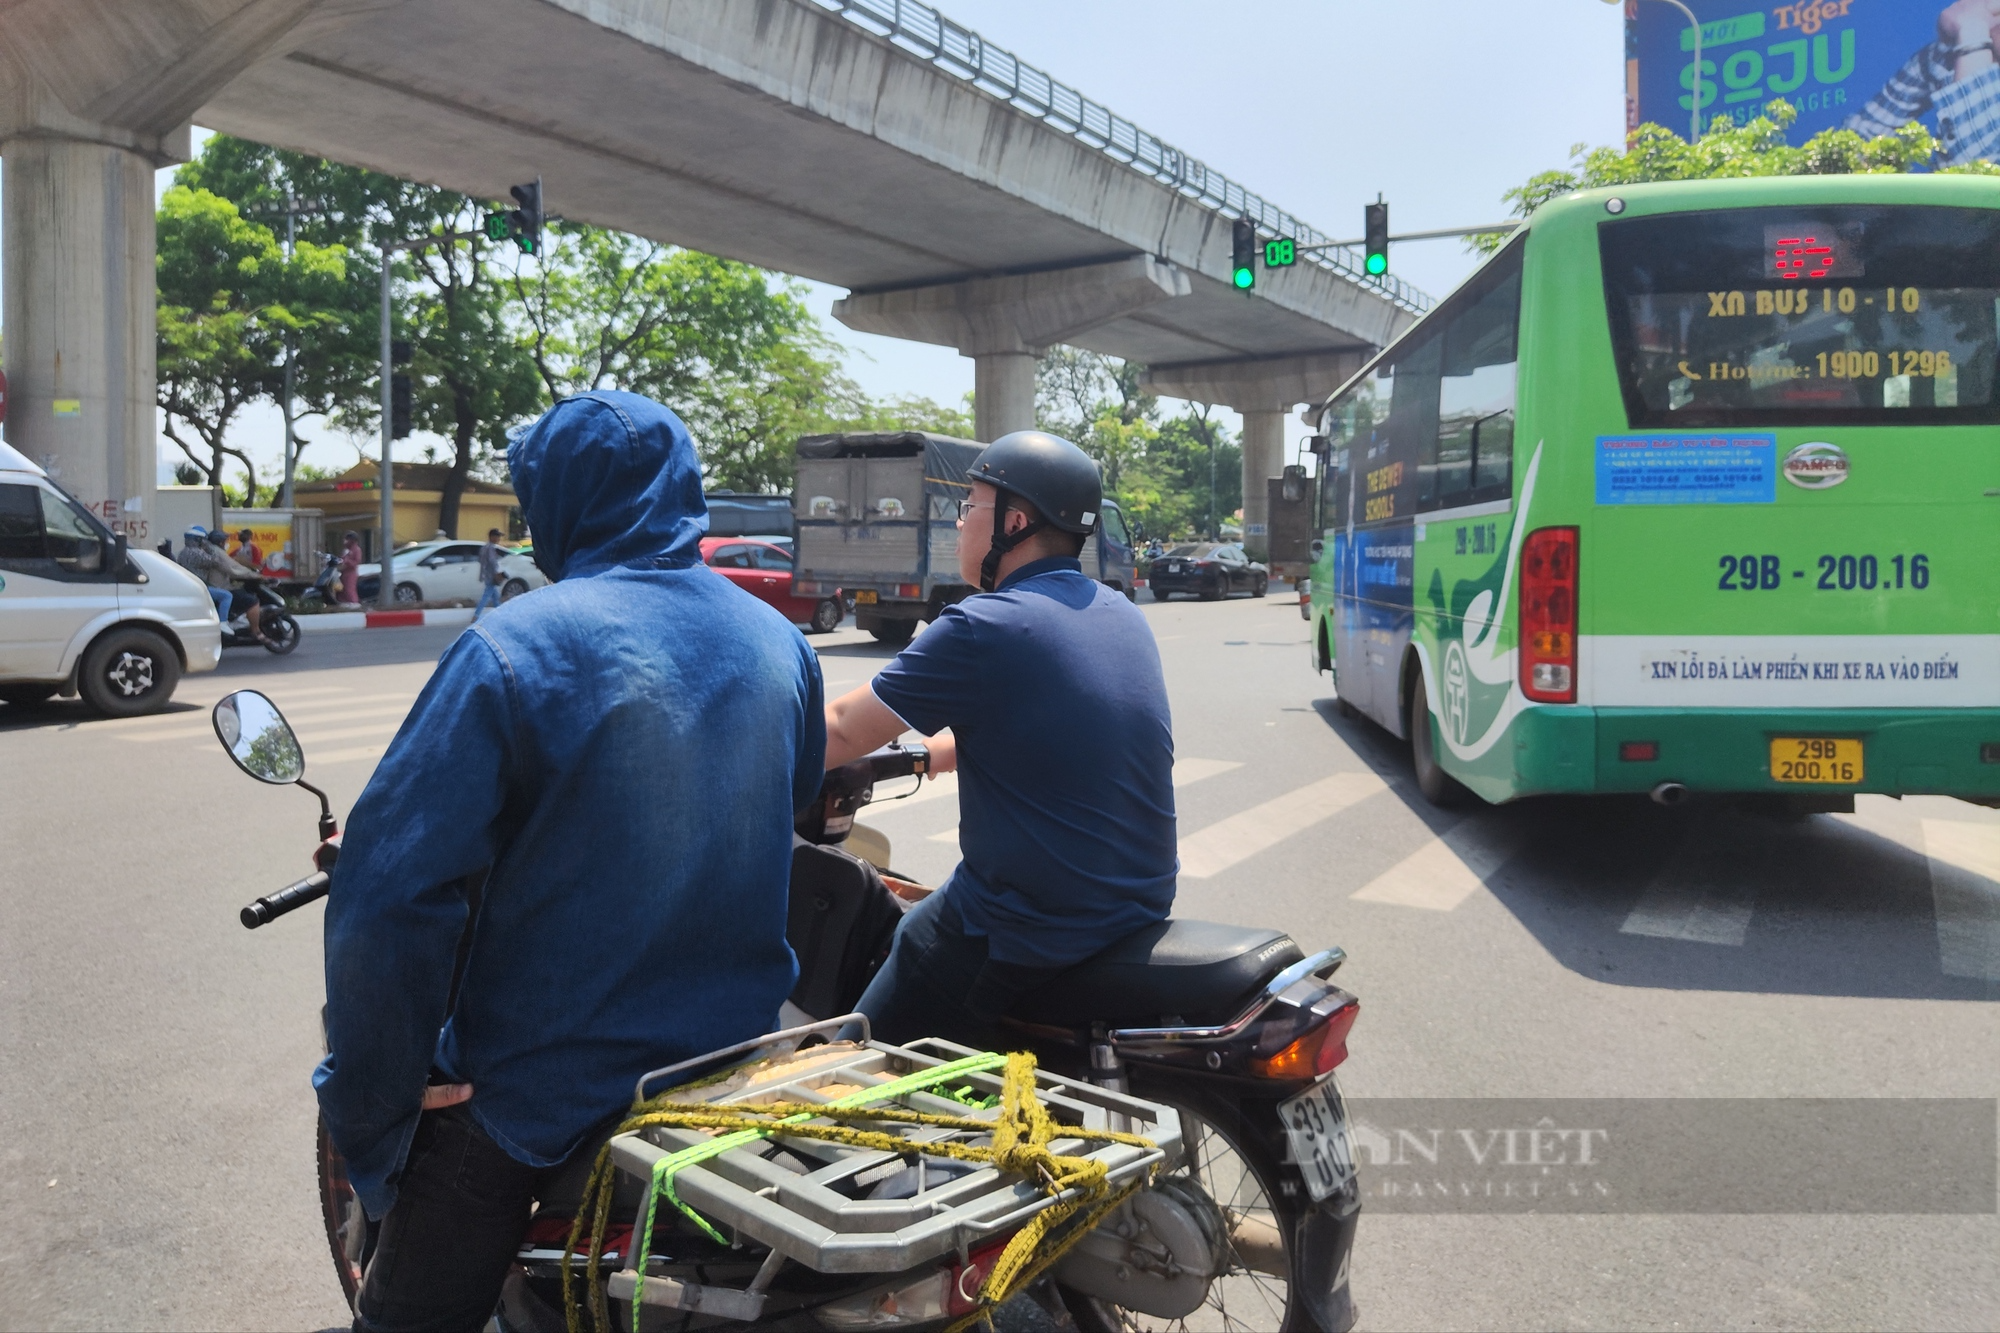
[1624,1,1998,165]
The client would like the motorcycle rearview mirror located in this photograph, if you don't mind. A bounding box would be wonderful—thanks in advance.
[212,690,338,839]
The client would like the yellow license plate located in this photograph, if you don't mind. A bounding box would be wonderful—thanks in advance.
[853,589,878,605]
[1770,737,1863,785]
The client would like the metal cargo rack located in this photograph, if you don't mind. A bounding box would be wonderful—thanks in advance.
[607,1033,1180,1278]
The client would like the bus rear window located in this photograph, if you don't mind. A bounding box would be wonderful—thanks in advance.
[1600,206,2000,426]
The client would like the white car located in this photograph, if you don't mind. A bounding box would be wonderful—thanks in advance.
[357,540,547,604]
[0,441,221,716]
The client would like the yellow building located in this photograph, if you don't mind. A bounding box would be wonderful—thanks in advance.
[295,461,521,558]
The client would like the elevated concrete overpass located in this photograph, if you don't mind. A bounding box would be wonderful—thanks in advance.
[0,0,1426,548]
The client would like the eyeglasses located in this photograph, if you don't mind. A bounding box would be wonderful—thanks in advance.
[956,500,993,520]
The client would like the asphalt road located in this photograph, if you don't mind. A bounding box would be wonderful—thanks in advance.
[1,596,1995,1329]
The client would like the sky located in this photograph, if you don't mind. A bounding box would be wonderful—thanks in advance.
[0,0,1625,490]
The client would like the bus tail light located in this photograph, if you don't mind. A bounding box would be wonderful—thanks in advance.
[1520,527,1578,703]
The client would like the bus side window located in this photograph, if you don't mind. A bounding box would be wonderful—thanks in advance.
[1386,337,1440,517]
[1318,397,1356,530]
[1430,247,1523,512]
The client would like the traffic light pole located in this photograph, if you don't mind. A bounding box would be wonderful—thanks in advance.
[1300,222,1518,251]
[378,244,393,609]
[376,229,481,610]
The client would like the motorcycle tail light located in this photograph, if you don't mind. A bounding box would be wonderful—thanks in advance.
[815,1236,1010,1328]
[1519,526,1579,703]
[1250,996,1359,1080]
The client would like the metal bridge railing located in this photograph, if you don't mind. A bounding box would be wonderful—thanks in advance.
[811,0,1436,315]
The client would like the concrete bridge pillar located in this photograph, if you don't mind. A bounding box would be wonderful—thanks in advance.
[1,139,164,542]
[1238,408,1286,551]
[1140,348,1373,560]
[0,0,324,543]
[971,352,1040,442]
[834,254,1190,442]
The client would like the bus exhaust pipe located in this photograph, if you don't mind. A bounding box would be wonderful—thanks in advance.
[1650,782,1689,807]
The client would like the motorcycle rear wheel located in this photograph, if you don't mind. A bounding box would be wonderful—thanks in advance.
[317,1116,366,1309]
[1061,1087,1307,1332]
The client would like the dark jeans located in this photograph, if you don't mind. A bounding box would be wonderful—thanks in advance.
[353,1104,559,1333]
[854,890,1061,1049]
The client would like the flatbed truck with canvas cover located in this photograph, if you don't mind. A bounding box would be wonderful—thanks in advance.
[793,432,982,644]
[1308,173,2000,809]
[793,432,1138,642]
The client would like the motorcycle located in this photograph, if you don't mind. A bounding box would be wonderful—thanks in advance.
[221,578,301,655]
[297,551,343,608]
[792,747,1363,1332]
[216,690,1361,1331]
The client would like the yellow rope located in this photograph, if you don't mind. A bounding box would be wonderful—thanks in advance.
[560,1050,1154,1333]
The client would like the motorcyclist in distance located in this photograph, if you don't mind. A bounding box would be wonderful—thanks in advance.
[177,526,264,641]
[204,528,268,643]
[315,392,825,1329]
[820,432,1178,1046]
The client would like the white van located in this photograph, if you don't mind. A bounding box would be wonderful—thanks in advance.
[0,441,221,716]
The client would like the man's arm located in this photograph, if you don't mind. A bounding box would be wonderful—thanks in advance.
[313,628,519,1218]
[1935,2,2000,162]
[824,683,957,772]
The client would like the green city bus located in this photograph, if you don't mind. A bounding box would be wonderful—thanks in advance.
[1306,173,2000,808]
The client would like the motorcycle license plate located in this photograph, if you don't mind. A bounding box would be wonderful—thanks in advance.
[1279,1077,1355,1202]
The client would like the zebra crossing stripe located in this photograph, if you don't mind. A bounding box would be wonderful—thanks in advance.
[1177,772,1387,880]
[1917,819,2000,982]
[1350,818,1528,912]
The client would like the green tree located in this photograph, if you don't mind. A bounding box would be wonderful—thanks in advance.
[173,139,378,482]
[154,185,350,505]
[1477,100,2000,253]
[1031,345,1235,540]
[511,227,850,489]
[178,136,540,533]
[815,390,976,439]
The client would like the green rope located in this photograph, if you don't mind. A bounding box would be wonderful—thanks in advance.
[625,1051,1008,1324]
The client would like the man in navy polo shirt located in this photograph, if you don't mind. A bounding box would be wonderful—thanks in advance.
[822,431,1178,1044]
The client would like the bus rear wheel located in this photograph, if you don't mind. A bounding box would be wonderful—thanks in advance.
[1408,673,1470,807]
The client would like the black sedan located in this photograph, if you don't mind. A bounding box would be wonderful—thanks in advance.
[1147,543,1268,601]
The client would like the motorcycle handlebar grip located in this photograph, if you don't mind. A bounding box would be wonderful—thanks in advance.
[866,743,929,780]
[240,871,332,930]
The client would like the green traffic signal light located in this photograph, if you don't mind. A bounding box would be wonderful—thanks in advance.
[1363,200,1389,278]
[1231,216,1256,292]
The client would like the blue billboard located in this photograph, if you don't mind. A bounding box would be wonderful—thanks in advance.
[1624,1,1999,164]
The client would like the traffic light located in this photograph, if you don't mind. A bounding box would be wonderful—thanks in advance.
[390,373,413,439]
[1232,216,1256,290]
[484,178,544,254]
[509,179,543,255]
[1363,201,1389,277]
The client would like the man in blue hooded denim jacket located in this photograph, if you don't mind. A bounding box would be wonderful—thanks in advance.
[316,392,825,1329]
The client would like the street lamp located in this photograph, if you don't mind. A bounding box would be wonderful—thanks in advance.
[1602,0,1702,143]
